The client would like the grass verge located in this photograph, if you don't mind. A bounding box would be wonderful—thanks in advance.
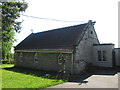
[1,64,67,88]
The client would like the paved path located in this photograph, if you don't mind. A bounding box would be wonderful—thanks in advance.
[48,70,118,88]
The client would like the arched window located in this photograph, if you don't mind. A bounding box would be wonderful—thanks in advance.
[34,52,39,63]
[20,52,23,62]
[58,53,67,65]
[58,53,64,65]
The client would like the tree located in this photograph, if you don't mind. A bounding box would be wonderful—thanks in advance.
[1,1,28,61]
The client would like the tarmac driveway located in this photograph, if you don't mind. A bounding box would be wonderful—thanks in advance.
[48,69,118,88]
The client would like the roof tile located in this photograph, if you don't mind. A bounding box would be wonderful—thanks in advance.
[15,23,88,50]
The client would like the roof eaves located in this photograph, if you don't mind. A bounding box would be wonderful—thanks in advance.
[15,49,73,53]
[93,43,114,46]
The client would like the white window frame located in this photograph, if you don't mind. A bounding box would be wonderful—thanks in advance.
[97,50,107,61]
[102,51,107,61]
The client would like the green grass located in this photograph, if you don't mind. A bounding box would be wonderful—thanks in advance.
[1,64,66,88]
[0,64,14,68]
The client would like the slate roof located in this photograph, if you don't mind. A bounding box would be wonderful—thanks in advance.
[15,21,93,50]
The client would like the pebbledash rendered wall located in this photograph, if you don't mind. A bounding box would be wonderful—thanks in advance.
[15,52,73,75]
[73,23,99,74]
[114,48,120,66]
[93,44,114,67]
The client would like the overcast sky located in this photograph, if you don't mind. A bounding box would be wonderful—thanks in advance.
[15,0,119,48]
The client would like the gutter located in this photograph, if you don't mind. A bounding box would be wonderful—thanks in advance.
[15,49,73,53]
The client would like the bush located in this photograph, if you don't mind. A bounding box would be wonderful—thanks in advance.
[2,53,14,61]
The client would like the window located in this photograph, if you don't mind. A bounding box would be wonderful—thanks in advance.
[103,51,107,61]
[58,53,64,65]
[98,51,102,61]
[58,53,67,65]
[91,31,93,34]
[97,50,107,61]
[20,52,23,62]
[34,52,39,63]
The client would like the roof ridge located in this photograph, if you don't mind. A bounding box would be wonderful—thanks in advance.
[34,23,88,34]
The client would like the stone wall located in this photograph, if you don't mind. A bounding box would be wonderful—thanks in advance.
[73,24,99,74]
[15,51,72,75]
[114,48,120,66]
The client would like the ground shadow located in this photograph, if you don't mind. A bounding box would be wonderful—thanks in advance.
[69,72,92,85]
[3,66,66,80]
[93,69,117,75]
[2,66,119,84]
[69,67,118,85]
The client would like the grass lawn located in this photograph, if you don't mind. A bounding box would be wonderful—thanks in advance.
[1,64,66,88]
[1,64,14,68]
